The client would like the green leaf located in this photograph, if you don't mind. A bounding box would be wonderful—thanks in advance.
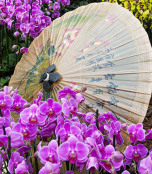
[0,78,9,86]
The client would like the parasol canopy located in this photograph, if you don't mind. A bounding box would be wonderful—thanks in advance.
[9,2,152,147]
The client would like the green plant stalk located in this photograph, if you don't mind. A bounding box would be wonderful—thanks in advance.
[4,25,9,66]
[0,25,2,65]
[34,142,38,174]
[0,151,10,174]
[7,136,11,160]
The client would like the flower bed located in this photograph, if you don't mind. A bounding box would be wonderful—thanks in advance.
[0,86,152,173]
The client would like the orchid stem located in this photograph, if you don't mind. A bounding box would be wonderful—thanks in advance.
[66,161,69,171]
[34,143,38,173]
[58,136,60,146]
[0,109,2,117]
[8,136,11,160]
[96,109,99,129]
[4,25,9,66]
[113,134,115,149]
[0,26,2,65]
[3,125,6,135]
[0,151,10,174]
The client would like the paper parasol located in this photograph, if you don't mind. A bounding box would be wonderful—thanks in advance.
[9,2,152,146]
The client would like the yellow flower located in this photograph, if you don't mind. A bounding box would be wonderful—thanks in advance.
[143,10,150,18]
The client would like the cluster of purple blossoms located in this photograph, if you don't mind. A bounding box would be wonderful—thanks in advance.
[0,85,152,173]
[0,0,70,54]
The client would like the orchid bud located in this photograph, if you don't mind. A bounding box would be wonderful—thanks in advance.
[81,85,87,92]
[121,123,128,131]
[48,6,52,10]
[112,151,123,163]
[12,45,18,50]
[21,33,26,40]
[111,168,116,174]
[20,47,29,54]
[14,31,20,37]
[49,0,52,4]
[46,11,50,16]
[23,103,30,108]
[16,51,19,54]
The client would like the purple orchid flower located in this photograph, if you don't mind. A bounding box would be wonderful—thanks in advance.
[61,0,70,6]
[85,124,103,144]
[76,93,85,103]
[12,122,37,140]
[32,16,41,26]
[58,136,89,164]
[39,98,62,119]
[52,11,60,19]
[0,133,8,147]
[124,144,148,162]
[105,121,124,145]
[86,157,99,173]
[58,86,77,99]
[85,112,95,124]
[38,140,61,165]
[85,137,101,164]
[15,160,33,174]
[145,129,152,140]
[99,145,123,173]
[39,121,56,141]
[20,23,30,34]
[3,86,13,95]
[16,146,31,156]
[20,47,29,54]
[8,152,24,174]
[6,128,24,148]
[138,152,152,174]
[98,112,118,124]
[32,91,43,105]
[56,121,82,143]
[20,104,47,126]
[0,116,10,128]
[39,162,60,174]
[53,2,60,11]
[11,94,27,114]
[0,92,13,111]
[62,98,78,118]
[128,123,145,144]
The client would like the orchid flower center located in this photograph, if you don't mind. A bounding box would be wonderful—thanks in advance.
[0,141,4,147]
[23,130,29,138]
[47,154,57,163]
[69,151,77,164]
[1,103,6,107]
[29,116,37,124]
[15,105,20,110]
[47,157,54,163]
[48,109,54,117]
[133,153,140,159]
[104,161,112,171]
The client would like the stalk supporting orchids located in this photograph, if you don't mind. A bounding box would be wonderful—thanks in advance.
[96,109,99,129]
[8,136,11,160]
[3,125,6,135]
[113,134,116,149]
